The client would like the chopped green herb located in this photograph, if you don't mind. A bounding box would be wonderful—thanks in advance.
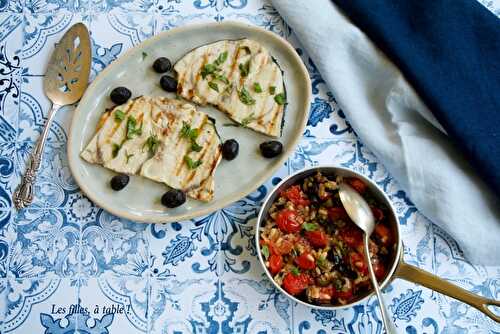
[214,51,228,66]
[274,93,286,105]
[239,46,251,54]
[184,155,202,169]
[208,81,219,92]
[269,86,276,95]
[191,141,203,152]
[238,87,256,105]
[114,110,125,122]
[317,256,328,269]
[125,151,134,163]
[126,116,142,139]
[334,278,343,290]
[241,112,256,127]
[142,51,148,60]
[112,143,121,158]
[222,82,234,95]
[144,134,160,155]
[214,74,229,84]
[253,82,262,93]
[201,63,217,79]
[180,122,199,141]
[302,223,318,231]
[261,245,270,260]
[239,60,250,77]
[291,266,300,276]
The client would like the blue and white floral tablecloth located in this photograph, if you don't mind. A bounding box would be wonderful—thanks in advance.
[1,1,499,333]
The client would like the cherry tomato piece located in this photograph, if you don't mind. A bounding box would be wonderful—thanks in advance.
[337,286,354,301]
[347,177,368,194]
[276,209,303,233]
[350,252,368,275]
[372,259,386,280]
[328,207,349,221]
[282,273,311,295]
[275,238,294,255]
[371,207,384,221]
[305,230,329,248]
[340,226,364,248]
[374,224,392,246]
[282,185,310,206]
[319,286,336,300]
[268,254,283,275]
[295,252,316,270]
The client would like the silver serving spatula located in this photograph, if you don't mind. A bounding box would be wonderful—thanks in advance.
[14,23,91,209]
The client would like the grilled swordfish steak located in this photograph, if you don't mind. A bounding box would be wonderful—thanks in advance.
[80,96,222,202]
[175,39,286,138]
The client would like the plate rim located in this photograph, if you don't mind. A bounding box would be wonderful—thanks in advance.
[67,20,311,223]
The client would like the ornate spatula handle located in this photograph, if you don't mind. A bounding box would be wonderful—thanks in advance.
[13,104,61,209]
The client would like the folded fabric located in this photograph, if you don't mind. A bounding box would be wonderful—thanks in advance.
[271,0,500,264]
[332,0,500,199]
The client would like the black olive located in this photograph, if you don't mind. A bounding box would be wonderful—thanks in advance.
[110,87,132,104]
[161,189,186,208]
[345,268,358,279]
[222,139,239,160]
[152,57,172,73]
[160,75,177,92]
[327,250,341,265]
[110,174,129,191]
[259,141,283,158]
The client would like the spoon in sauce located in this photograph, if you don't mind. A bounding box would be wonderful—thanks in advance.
[339,182,396,334]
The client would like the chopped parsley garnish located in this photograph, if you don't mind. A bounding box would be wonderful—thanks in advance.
[291,266,300,276]
[261,245,270,260]
[184,155,202,169]
[144,134,160,155]
[180,122,203,153]
[180,122,199,141]
[214,51,228,66]
[208,81,219,92]
[274,93,286,105]
[142,51,148,60]
[241,113,256,127]
[214,74,229,84]
[222,82,233,95]
[253,82,262,93]
[269,86,276,95]
[112,143,121,158]
[126,116,142,139]
[239,60,250,77]
[201,63,217,79]
[302,223,318,231]
[238,87,256,105]
[125,151,134,163]
[317,256,328,269]
[191,141,203,152]
[114,110,125,122]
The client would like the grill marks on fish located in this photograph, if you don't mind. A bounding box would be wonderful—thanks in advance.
[81,96,222,201]
[174,39,285,137]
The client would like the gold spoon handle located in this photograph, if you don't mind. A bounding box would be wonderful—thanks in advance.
[395,260,500,323]
[364,235,397,333]
[14,103,62,209]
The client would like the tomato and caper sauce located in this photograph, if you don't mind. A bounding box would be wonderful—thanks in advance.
[259,172,394,306]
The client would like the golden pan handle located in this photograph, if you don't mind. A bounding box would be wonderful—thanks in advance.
[394,260,500,323]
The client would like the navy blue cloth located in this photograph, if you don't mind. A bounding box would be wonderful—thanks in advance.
[332,0,500,197]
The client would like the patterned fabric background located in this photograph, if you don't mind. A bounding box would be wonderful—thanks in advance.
[0,0,499,333]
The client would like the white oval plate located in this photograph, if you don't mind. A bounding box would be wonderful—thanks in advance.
[68,21,311,223]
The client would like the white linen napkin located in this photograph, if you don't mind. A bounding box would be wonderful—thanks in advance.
[271,0,500,265]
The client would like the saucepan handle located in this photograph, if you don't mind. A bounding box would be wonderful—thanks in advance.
[395,260,500,323]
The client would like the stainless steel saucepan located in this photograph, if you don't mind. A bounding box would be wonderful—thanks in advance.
[255,166,500,322]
